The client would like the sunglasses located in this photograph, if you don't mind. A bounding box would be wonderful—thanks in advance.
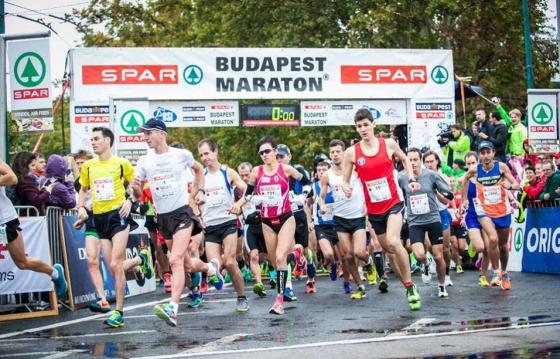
[258,148,274,156]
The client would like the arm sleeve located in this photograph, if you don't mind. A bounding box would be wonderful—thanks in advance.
[496,104,511,127]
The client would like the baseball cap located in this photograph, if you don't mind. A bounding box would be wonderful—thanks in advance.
[478,140,494,152]
[137,118,167,133]
[277,144,291,156]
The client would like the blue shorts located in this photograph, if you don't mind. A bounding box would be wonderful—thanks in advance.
[465,213,481,230]
[479,214,512,230]
[439,209,452,231]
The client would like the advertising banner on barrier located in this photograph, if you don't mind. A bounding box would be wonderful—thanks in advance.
[0,217,53,295]
[113,99,149,165]
[522,206,560,274]
[8,38,54,132]
[300,100,407,126]
[408,99,455,153]
[509,217,525,272]
[70,102,111,153]
[527,90,559,153]
[70,48,453,101]
[149,101,239,127]
[61,216,155,308]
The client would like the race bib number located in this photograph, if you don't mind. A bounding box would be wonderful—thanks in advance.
[0,224,7,246]
[261,185,282,207]
[206,186,227,208]
[409,193,430,215]
[152,172,177,199]
[483,186,502,205]
[93,177,115,201]
[322,204,334,221]
[449,208,458,221]
[366,177,391,203]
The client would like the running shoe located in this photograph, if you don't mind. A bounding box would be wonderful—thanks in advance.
[438,285,449,298]
[208,261,225,290]
[305,281,317,293]
[456,265,464,274]
[475,257,482,270]
[343,281,353,294]
[468,242,477,258]
[294,247,306,277]
[253,282,267,297]
[200,277,209,294]
[410,262,420,274]
[235,297,250,312]
[500,272,511,291]
[490,272,501,287]
[269,270,277,289]
[260,261,269,276]
[444,275,454,287]
[242,267,253,282]
[154,303,177,327]
[365,263,378,285]
[163,272,172,293]
[350,286,366,300]
[52,264,67,298]
[421,264,432,284]
[378,279,389,293]
[269,295,284,315]
[224,271,232,284]
[103,310,124,328]
[138,248,153,279]
[283,287,297,302]
[157,278,164,287]
[187,293,204,308]
[89,298,111,313]
[428,254,437,275]
[329,262,338,281]
[479,275,490,288]
[406,284,421,311]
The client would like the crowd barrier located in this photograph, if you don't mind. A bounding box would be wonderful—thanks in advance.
[0,206,154,321]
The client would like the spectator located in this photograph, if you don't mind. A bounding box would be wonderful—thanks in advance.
[554,152,560,170]
[535,162,544,180]
[466,122,480,152]
[523,139,538,166]
[522,166,545,200]
[39,155,76,209]
[32,153,46,178]
[475,108,494,137]
[12,151,53,215]
[480,111,508,163]
[72,150,93,192]
[442,124,471,167]
[507,109,528,158]
[540,160,560,201]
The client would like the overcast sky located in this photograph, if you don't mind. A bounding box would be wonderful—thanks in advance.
[4,0,559,91]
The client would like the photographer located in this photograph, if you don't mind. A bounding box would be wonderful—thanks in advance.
[440,124,471,167]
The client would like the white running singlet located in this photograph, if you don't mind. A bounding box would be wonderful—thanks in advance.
[327,169,364,219]
[200,165,237,227]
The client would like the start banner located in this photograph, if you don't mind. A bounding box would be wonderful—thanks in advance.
[69,48,453,101]
[0,217,53,295]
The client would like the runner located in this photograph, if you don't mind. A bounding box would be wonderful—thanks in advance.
[276,144,314,300]
[422,151,454,286]
[130,119,224,326]
[463,141,519,290]
[0,159,67,300]
[318,139,370,298]
[197,139,249,312]
[76,127,151,328]
[342,109,421,310]
[448,176,467,274]
[399,148,454,298]
[245,136,310,314]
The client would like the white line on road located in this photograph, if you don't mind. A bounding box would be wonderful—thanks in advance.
[0,352,57,358]
[0,330,157,343]
[39,350,89,359]
[93,311,209,320]
[182,333,253,354]
[130,321,560,359]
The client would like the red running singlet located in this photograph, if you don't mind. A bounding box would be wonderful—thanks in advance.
[354,138,404,215]
[255,164,291,219]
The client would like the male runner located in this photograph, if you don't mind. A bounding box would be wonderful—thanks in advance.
[342,109,421,310]
[131,119,223,326]
[463,141,519,290]
[399,148,454,298]
[77,127,150,327]
[198,139,249,312]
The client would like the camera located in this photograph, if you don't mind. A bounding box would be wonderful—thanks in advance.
[437,130,454,147]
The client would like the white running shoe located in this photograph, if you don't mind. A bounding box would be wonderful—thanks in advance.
[444,275,453,287]
[438,285,449,298]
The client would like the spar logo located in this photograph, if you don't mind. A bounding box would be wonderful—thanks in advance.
[340,65,427,84]
[120,110,146,135]
[531,102,553,125]
[14,52,46,87]
[183,65,203,85]
[514,227,523,252]
[430,66,449,84]
[82,65,179,84]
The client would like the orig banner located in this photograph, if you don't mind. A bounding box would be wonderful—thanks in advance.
[112,99,149,165]
[61,215,155,307]
[150,101,239,127]
[522,206,560,274]
[8,38,54,132]
[408,99,455,154]
[300,100,406,126]
[70,48,454,101]
[70,102,111,153]
[0,217,53,295]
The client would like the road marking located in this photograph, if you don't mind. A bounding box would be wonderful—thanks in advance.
[0,330,157,343]
[180,299,236,305]
[130,321,560,359]
[182,333,252,354]
[0,284,231,340]
[40,350,89,359]
[93,311,209,320]
[388,317,438,336]
[0,352,58,358]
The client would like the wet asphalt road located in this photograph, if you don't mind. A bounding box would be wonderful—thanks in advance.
[1,270,559,358]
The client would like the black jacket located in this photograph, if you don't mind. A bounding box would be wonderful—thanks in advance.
[488,122,508,160]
